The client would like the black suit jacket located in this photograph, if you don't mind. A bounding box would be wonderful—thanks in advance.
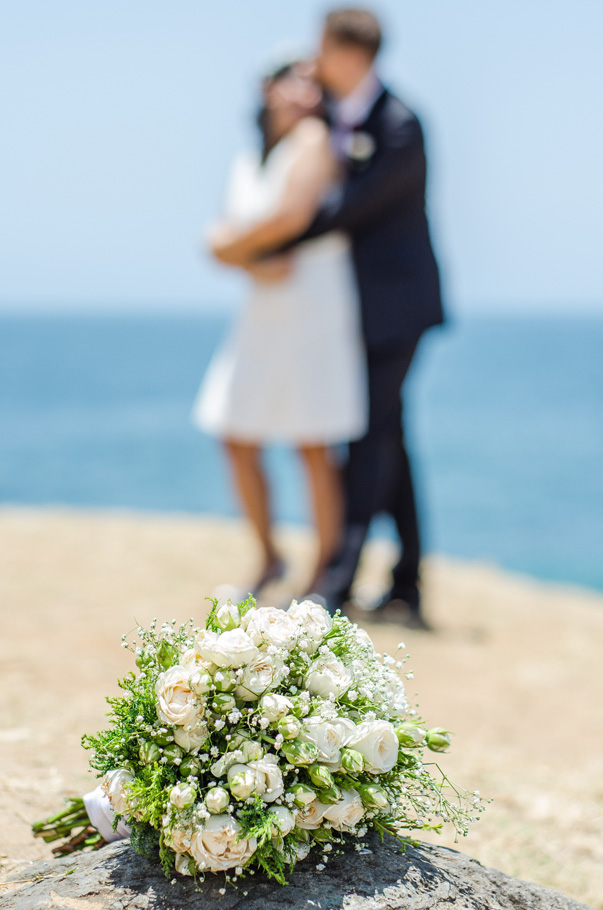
[303,88,444,351]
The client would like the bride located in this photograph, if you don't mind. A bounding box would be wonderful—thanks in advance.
[192,60,367,595]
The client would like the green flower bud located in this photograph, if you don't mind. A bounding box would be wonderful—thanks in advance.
[396,722,426,748]
[139,740,160,765]
[358,784,389,810]
[288,783,317,807]
[179,756,202,778]
[153,728,174,746]
[281,740,319,766]
[289,696,311,718]
[156,640,178,670]
[308,764,335,790]
[163,743,184,764]
[211,693,237,714]
[213,669,237,692]
[341,748,364,774]
[426,728,452,752]
[135,649,153,670]
[189,670,212,696]
[277,716,301,740]
[215,601,241,631]
[318,784,342,804]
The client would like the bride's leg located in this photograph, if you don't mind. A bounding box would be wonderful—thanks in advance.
[298,444,343,594]
[223,439,282,588]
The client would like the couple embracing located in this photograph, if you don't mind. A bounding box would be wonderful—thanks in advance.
[193,8,444,629]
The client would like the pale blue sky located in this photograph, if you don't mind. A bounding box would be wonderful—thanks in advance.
[1,0,601,313]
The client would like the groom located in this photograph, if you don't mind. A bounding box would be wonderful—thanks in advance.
[307,8,444,626]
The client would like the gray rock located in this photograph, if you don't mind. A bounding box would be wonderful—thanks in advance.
[0,835,592,910]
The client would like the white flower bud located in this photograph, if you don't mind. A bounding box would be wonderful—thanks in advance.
[205,786,230,814]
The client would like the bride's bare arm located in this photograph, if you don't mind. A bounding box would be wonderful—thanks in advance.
[209,118,333,266]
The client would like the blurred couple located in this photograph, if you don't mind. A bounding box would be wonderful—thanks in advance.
[192,8,443,628]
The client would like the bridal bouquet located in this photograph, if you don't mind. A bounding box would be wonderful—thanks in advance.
[37,597,485,884]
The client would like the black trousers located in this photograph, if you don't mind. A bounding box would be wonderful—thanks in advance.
[327,339,421,604]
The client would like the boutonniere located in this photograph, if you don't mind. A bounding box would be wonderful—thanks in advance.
[344,130,376,168]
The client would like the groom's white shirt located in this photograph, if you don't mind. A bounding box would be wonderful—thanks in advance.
[331,67,383,129]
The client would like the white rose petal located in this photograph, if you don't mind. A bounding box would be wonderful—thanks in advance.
[305,654,353,699]
[270,805,295,836]
[101,769,136,816]
[174,853,194,876]
[288,600,332,653]
[260,693,294,723]
[242,607,299,651]
[323,789,365,831]
[248,754,284,803]
[234,654,284,701]
[173,721,209,753]
[227,764,257,800]
[295,799,331,830]
[189,815,257,873]
[299,715,353,769]
[198,628,259,669]
[346,720,399,773]
[169,783,196,809]
[156,665,202,728]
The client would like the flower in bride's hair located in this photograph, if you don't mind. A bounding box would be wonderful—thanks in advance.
[189,815,257,873]
[101,768,136,815]
[198,628,259,669]
[156,666,202,728]
[304,653,352,699]
[287,600,332,653]
[242,606,299,651]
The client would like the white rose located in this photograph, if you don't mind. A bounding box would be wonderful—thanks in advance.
[205,787,230,814]
[156,665,202,728]
[198,628,259,669]
[227,764,257,800]
[346,720,399,773]
[305,653,353,699]
[234,654,284,701]
[291,841,311,861]
[240,740,264,762]
[167,823,192,853]
[189,815,257,873]
[169,783,196,809]
[101,768,135,816]
[242,607,299,650]
[295,798,330,830]
[288,599,332,653]
[260,693,294,722]
[175,853,194,876]
[299,715,353,768]
[173,721,209,753]
[323,789,364,831]
[248,754,284,803]
[270,805,295,836]
[227,755,284,803]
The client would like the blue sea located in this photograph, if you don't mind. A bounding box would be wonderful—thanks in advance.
[1,312,602,591]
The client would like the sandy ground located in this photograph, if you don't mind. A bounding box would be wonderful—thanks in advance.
[0,508,602,907]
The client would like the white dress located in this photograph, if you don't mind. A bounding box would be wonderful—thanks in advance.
[192,131,367,445]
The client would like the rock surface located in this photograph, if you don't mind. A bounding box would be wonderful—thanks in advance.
[0,835,592,910]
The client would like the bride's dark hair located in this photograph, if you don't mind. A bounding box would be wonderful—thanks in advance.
[256,59,325,162]
[257,60,299,162]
